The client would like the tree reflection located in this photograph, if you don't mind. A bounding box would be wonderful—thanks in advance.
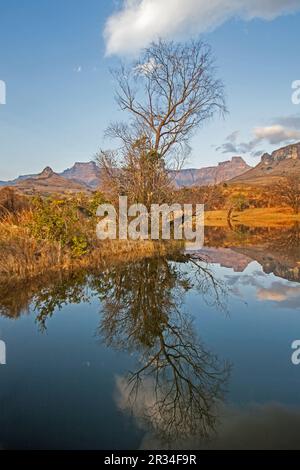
[95,255,230,443]
[0,251,230,443]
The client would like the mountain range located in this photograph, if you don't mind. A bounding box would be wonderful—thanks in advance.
[11,166,86,195]
[0,157,251,194]
[1,142,300,194]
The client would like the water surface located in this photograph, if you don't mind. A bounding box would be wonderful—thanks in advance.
[1,224,300,449]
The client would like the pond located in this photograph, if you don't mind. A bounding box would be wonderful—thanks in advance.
[0,224,300,450]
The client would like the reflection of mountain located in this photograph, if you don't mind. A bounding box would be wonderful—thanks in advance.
[232,246,300,283]
[198,248,252,272]
[202,224,300,284]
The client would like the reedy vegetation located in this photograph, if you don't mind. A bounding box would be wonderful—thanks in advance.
[0,191,182,282]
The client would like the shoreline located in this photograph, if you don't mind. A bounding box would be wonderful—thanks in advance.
[0,238,184,285]
[1,206,299,284]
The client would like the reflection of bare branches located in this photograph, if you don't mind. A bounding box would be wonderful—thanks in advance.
[97,257,187,350]
[98,255,229,442]
[125,315,230,442]
[186,255,228,312]
[0,249,230,443]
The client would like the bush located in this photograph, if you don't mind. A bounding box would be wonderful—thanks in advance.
[230,194,250,212]
[28,192,106,257]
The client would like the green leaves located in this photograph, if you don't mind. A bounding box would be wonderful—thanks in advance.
[28,192,105,258]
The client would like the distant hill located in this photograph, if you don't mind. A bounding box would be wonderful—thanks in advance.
[230,142,300,185]
[11,167,88,195]
[61,162,101,189]
[172,157,251,187]
[0,173,36,187]
[0,156,252,192]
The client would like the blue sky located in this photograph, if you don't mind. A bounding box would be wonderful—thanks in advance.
[0,0,300,180]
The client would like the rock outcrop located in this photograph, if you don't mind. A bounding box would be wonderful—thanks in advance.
[231,142,300,185]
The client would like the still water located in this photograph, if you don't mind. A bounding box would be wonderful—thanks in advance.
[0,225,300,450]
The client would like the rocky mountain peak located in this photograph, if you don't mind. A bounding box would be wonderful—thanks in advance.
[39,167,54,178]
[218,156,248,167]
[270,142,300,162]
[230,141,300,185]
[261,153,272,164]
[231,156,247,164]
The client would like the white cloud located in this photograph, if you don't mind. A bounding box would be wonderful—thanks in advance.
[254,125,300,145]
[104,0,300,55]
[217,117,300,156]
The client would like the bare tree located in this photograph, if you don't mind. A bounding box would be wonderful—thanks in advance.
[274,175,300,214]
[97,39,226,205]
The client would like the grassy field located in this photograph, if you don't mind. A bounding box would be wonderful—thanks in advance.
[205,207,300,227]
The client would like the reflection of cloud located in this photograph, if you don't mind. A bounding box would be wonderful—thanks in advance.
[140,403,300,450]
[116,376,158,430]
[257,282,300,308]
[225,273,300,309]
[116,358,300,449]
[115,367,225,442]
[104,0,300,55]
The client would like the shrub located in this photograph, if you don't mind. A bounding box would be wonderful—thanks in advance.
[229,194,250,212]
[28,193,105,257]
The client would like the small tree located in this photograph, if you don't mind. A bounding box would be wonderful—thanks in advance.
[97,39,226,206]
[274,175,300,214]
[98,136,172,209]
[230,193,249,212]
[226,193,250,228]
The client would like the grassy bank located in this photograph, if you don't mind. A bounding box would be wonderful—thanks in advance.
[1,185,299,283]
[205,207,300,228]
[0,211,183,283]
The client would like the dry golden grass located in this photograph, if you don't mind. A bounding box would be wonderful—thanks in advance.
[205,206,300,228]
[0,211,183,283]
[0,211,63,280]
